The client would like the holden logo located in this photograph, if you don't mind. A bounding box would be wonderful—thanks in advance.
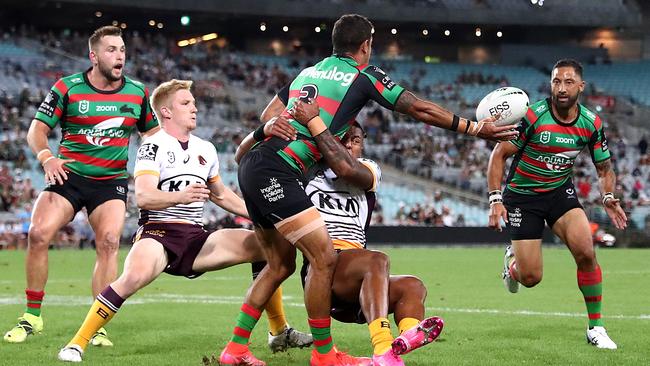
[540,131,551,144]
[78,100,90,114]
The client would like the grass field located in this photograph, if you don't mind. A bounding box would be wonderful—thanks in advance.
[0,246,649,366]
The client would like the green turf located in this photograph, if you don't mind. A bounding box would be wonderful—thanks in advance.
[0,246,648,365]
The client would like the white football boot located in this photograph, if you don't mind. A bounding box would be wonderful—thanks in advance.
[586,326,617,349]
[502,245,521,293]
[58,344,84,362]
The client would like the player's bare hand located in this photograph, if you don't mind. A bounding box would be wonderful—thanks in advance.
[43,157,75,185]
[474,115,519,142]
[178,183,210,204]
[289,99,321,125]
[488,202,508,232]
[264,116,297,141]
[604,198,627,230]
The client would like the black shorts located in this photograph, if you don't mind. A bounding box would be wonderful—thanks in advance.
[503,180,583,241]
[44,172,128,215]
[238,145,312,229]
[300,254,366,324]
[134,222,212,278]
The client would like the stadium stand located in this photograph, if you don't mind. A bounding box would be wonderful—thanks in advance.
[1,23,649,248]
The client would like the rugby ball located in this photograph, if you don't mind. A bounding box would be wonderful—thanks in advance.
[476,87,529,126]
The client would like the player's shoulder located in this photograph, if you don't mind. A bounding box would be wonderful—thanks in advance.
[123,75,147,94]
[136,132,165,162]
[189,133,214,148]
[528,99,550,118]
[54,72,86,93]
[358,157,381,174]
[140,130,170,151]
[360,64,390,80]
[578,104,600,127]
[358,157,379,167]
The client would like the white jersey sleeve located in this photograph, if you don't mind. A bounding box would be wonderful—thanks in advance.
[358,158,381,192]
[134,136,162,178]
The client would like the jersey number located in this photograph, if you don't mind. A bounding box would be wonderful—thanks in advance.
[299,84,319,102]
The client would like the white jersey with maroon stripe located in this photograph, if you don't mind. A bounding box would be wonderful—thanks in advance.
[134,129,220,225]
[305,158,381,250]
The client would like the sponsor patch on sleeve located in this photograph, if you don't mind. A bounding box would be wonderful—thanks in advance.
[365,66,396,91]
[37,90,59,118]
[137,143,159,161]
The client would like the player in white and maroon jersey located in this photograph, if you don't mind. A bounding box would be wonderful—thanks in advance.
[57,79,308,363]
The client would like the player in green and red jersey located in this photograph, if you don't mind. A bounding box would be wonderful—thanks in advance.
[487,59,627,349]
[219,14,518,366]
[4,26,159,346]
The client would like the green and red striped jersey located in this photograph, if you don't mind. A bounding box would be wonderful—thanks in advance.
[34,69,158,180]
[270,55,405,173]
[505,98,610,195]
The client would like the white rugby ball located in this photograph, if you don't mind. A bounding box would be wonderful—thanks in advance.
[476,87,529,126]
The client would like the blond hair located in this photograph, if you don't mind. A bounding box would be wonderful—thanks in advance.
[88,26,122,52]
[150,79,193,122]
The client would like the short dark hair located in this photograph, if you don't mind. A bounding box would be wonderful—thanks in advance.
[553,58,583,78]
[88,26,122,51]
[332,14,373,55]
[351,120,367,138]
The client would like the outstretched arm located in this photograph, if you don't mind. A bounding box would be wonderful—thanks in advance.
[394,90,518,141]
[595,159,627,229]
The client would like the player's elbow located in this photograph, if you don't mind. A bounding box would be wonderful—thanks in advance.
[135,191,154,210]
[330,161,355,179]
[234,148,244,164]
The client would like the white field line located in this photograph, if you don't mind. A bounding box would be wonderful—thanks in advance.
[0,276,251,285]
[0,293,648,321]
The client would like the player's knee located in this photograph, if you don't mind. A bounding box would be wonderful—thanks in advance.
[309,250,337,275]
[519,272,542,287]
[95,232,120,257]
[267,259,296,281]
[402,276,427,298]
[27,224,54,249]
[115,273,146,295]
[368,251,390,274]
[573,247,596,269]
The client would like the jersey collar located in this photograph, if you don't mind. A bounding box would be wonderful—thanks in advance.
[546,98,581,127]
[83,67,126,94]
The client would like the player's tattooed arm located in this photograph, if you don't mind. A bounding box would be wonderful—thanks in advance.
[394,90,517,141]
[290,100,373,190]
[595,159,617,195]
[595,158,628,229]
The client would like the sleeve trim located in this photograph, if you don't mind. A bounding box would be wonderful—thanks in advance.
[134,170,160,178]
[359,161,378,192]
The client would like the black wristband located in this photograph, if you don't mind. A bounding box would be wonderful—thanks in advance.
[450,114,460,132]
[253,124,266,142]
[464,118,471,134]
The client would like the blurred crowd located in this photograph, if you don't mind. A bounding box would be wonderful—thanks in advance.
[2,25,650,248]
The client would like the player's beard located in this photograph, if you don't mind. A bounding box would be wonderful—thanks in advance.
[551,91,580,112]
[98,61,122,82]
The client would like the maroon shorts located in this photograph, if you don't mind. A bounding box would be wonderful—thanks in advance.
[134,222,212,278]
